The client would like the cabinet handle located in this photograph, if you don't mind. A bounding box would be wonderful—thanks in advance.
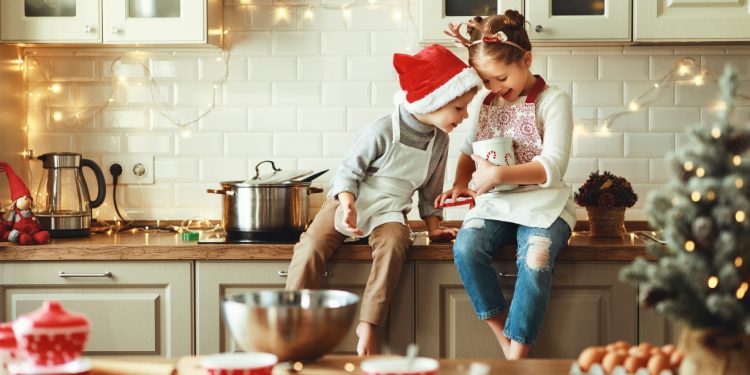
[498,272,518,278]
[111,27,121,35]
[534,25,543,33]
[82,25,93,33]
[277,270,331,278]
[58,271,112,278]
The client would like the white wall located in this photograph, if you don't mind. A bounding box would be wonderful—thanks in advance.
[22,2,750,223]
[0,44,28,204]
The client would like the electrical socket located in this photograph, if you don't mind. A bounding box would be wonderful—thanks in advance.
[101,154,154,185]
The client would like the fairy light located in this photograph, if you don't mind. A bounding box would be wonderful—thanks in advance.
[48,83,62,93]
[52,111,63,122]
[696,168,705,177]
[684,240,696,252]
[736,178,744,189]
[678,63,691,75]
[293,362,304,371]
[711,127,721,139]
[628,101,639,112]
[736,210,746,223]
[344,363,356,372]
[275,6,289,21]
[341,5,352,20]
[691,191,701,202]
[693,74,705,86]
[738,282,748,299]
[708,276,719,289]
[733,155,742,166]
[303,6,314,19]
[736,257,743,268]
[391,6,403,22]
[683,161,694,171]
[706,190,716,201]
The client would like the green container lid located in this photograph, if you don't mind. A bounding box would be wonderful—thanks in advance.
[181,231,199,241]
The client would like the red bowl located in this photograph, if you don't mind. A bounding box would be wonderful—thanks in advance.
[201,353,278,375]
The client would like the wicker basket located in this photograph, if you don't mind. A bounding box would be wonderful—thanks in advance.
[585,206,626,237]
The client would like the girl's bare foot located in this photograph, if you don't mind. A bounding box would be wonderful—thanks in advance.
[356,321,378,356]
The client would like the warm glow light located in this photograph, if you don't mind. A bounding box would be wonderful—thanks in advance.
[342,6,352,19]
[181,127,193,138]
[736,257,743,268]
[303,7,314,20]
[737,282,748,299]
[706,191,716,201]
[49,83,62,93]
[736,178,744,189]
[711,127,721,139]
[736,210,746,223]
[654,83,660,88]
[733,155,742,166]
[391,7,403,22]
[628,101,640,111]
[52,112,63,122]
[293,362,304,371]
[344,363,356,372]
[684,240,695,252]
[678,64,690,75]
[693,75,704,86]
[708,276,719,289]
[275,7,289,20]
[684,161,694,171]
[691,191,701,202]
[118,75,127,82]
[696,168,705,177]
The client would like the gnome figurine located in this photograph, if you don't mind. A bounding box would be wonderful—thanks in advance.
[0,162,49,245]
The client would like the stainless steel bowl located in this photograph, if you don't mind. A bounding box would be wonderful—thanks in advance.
[221,290,360,361]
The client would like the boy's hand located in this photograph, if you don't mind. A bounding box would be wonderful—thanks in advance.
[428,227,458,242]
[337,201,363,236]
[434,186,476,208]
[470,154,504,195]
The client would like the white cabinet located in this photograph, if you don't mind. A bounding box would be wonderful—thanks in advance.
[634,0,750,42]
[1,0,222,46]
[0,261,193,358]
[419,0,630,44]
[195,261,414,356]
[415,262,637,359]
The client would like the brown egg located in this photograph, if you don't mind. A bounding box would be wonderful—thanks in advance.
[628,346,641,356]
[615,348,628,357]
[647,353,668,375]
[623,355,643,373]
[606,343,617,352]
[613,340,631,350]
[638,342,654,352]
[578,346,607,372]
[669,349,684,368]
[649,347,662,356]
[601,351,626,373]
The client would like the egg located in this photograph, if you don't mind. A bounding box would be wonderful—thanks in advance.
[669,349,684,368]
[638,342,654,353]
[647,353,668,375]
[613,340,631,350]
[623,355,643,373]
[601,351,626,373]
[661,344,676,356]
[578,346,607,372]
[606,343,617,352]
[649,347,662,356]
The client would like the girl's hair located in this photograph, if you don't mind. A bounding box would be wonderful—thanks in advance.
[467,10,531,65]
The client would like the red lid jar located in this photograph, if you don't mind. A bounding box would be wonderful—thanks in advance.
[12,301,89,367]
[0,323,16,351]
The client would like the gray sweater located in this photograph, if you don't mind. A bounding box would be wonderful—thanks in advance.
[329,105,448,219]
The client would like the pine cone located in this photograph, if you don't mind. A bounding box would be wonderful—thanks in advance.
[639,286,671,308]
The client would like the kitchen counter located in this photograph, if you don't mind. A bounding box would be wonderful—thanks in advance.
[0,229,653,261]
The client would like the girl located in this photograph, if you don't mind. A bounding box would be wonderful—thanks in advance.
[437,10,575,359]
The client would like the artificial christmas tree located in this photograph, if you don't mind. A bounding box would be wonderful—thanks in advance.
[620,65,750,375]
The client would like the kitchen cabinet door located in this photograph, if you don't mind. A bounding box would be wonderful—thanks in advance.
[1,0,101,43]
[416,262,637,359]
[104,0,206,44]
[638,303,684,346]
[525,0,631,41]
[195,261,414,356]
[0,261,193,358]
[634,0,750,42]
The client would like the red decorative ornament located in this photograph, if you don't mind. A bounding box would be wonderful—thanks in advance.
[12,301,89,367]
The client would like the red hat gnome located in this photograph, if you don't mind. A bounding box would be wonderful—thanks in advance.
[0,162,49,245]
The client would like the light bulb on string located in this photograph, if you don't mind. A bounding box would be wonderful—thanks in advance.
[48,83,62,93]
[711,127,721,139]
[707,276,719,289]
[303,6,314,20]
[391,7,403,23]
[737,282,748,299]
[628,101,640,112]
[52,111,63,122]
[693,74,704,86]
[275,6,289,21]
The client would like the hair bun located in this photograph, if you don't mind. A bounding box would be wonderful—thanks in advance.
[503,9,525,29]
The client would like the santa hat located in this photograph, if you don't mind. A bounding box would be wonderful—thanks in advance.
[393,44,482,115]
[0,162,31,202]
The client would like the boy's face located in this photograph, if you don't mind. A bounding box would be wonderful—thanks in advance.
[473,52,532,102]
[420,89,476,134]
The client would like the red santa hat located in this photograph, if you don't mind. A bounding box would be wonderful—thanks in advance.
[393,44,482,115]
[0,162,32,202]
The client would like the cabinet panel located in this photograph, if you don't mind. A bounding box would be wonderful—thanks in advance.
[196,261,413,356]
[416,262,637,359]
[634,0,750,41]
[526,0,631,41]
[638,305,684,345]
[104,0,205,43]
[0,261,193,358]
[1,0,101,42]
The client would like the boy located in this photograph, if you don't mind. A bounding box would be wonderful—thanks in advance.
[285,44,482,356]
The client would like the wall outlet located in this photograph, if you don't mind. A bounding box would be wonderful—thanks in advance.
[101,154,154,185]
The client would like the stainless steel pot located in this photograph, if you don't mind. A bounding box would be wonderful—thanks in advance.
[207,161,324,242]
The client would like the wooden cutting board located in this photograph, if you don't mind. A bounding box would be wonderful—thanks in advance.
[176,356,365,375]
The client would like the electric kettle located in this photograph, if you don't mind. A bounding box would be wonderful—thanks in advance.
[34,153,105,238]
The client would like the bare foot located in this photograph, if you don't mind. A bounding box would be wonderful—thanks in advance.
[355,322,378,356]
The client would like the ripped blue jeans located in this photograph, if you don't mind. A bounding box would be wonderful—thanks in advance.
[453,217,571,345]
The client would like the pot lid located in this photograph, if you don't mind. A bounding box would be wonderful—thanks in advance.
[241,160,312,185]
[13,301,89,332]
[0,322,16,349]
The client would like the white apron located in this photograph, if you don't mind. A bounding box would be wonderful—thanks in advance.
[466,76,571,229]
[335,109,436,238]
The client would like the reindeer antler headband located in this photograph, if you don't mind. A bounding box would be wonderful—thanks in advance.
[444,19,526,51]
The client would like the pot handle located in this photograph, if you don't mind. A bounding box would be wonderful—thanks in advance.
[308,187,324,194]
[207,189,233,195]
[253,160,281,180]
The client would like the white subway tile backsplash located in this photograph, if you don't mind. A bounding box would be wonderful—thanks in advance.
[125,84,171,105]
[323,133,358,157]
[371,81,399,106]
[298,57,346,81]
[28,133,75,155]
[199,158,248,182]
[564,158,598,182]
[78,134,122,154]
[298,108,346,131]
[371,31,408,56]
[572,132,623,157]
[297,157,341,179]
[650,55,700,80]
[155,158,198,182]
[175,83,221,106]
[624,81,674,106]
[174,183,223,208]
[322,31,370,56]
[348,57,394,81]
[102,110,147,130]
[126,134,171,154]
[675,82,720,106]
[598,108,648,132]
[199,55,243,81]
[250,107,297,131]
[50,59,97,81]
[199,107,248,132]
[531,56,548,78]
[227,31,272,56]
[273,133,322,157]
[323,82,371,106]
[548,56,597,81]
[125,183,174,208]
[223,82,272,106]
[273,82,321,106]
[76,83,116,105]
[150,59,196,80]
[348,107,390,132]
[701,106,750,127]
[224,133,273,156]
[649,107,700,132]
[175,133,223,156]
[349,6,402,30]
[248,57,297,81]
[272,32,320,56]
[150,109,199,130]
[649,158,670,183]
[625,133,674,158]
[599,56,649,81]
[598,158,649,183]
[572,81,623,106]
[702,55,750,80]
[297,8,347,30]
[251,6,297,30]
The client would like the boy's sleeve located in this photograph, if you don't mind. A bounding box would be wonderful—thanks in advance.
[532,89,573,188]
[329,120,389,200]
[417,141,448,219]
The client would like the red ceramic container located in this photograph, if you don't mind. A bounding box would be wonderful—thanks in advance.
[12,301,89,367]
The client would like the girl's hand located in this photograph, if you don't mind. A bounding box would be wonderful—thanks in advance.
[428,227,459,242]
[337,201,363,236]
[434,186,476,208]
[470,154,504,195]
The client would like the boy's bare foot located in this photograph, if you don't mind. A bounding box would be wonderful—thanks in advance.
[356,321,378,356]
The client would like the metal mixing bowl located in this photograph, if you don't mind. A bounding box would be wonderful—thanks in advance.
[221,289,360,361]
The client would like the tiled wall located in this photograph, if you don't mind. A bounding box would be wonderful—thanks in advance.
[23,1,750,223]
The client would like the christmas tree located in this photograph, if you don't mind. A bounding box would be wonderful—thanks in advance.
[620,65,750,333]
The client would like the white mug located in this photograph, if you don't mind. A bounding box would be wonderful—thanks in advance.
[472,137,518,192]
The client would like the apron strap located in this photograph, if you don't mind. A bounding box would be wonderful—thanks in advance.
[391,109,401,142]
[482,92,497,105]
[524,75,546,104]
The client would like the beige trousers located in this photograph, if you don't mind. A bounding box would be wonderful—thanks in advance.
[285,199,411,326]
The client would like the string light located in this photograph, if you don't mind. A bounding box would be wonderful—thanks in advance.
[738,282,748,299]
[691,191,701,202]
[736,178,744,189]
[710,127,721,138]
[733,155,742,166]
[736,257,743,268]
[736,210,746,223]
[696,168,705,177]
[303,6,314,19]
[706,190,716,201]
[708,276,719,289]
[684,240,695,252]
[683,161,694,171]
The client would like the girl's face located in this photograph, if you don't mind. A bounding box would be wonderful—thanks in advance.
[418,89,476,134]
[473,52,533,102]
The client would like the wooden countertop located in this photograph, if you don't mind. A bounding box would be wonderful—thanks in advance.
[0,229,653,261]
